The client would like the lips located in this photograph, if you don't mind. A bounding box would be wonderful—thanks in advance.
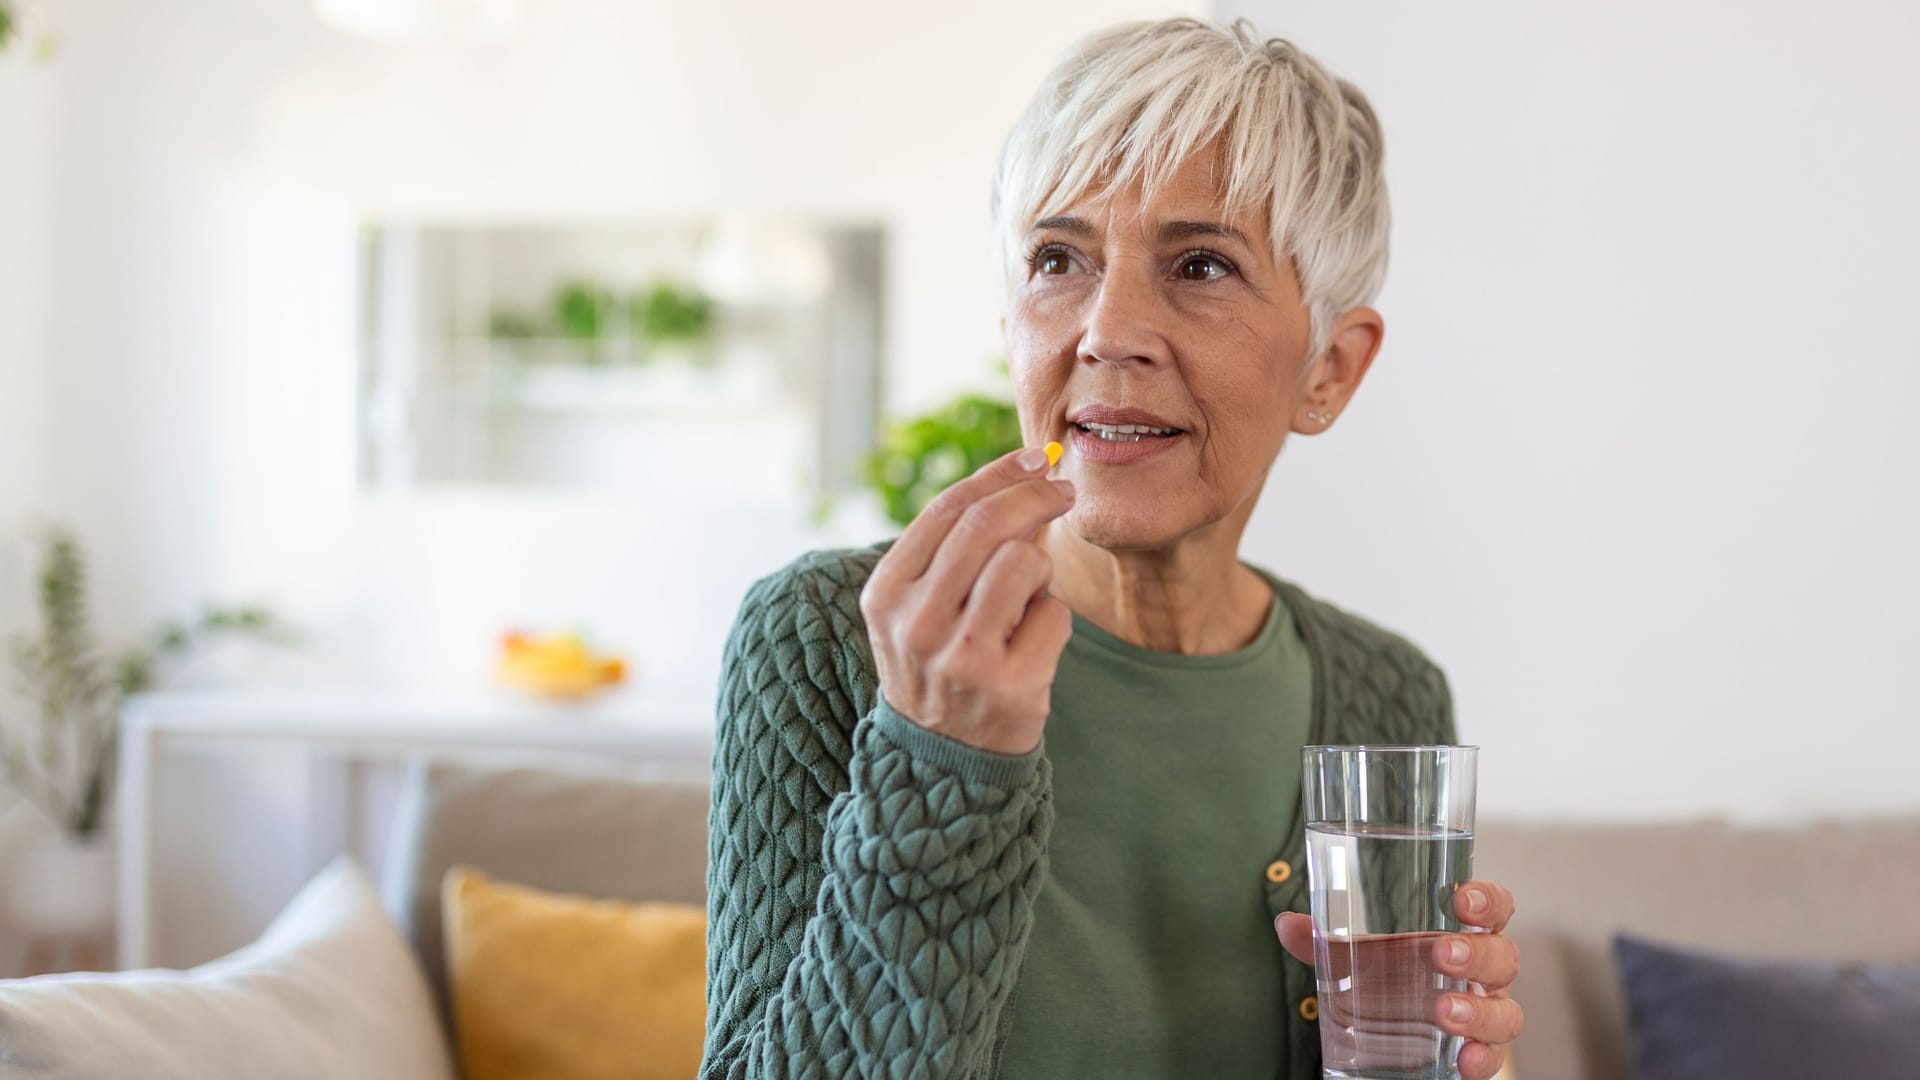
[1064,405,1188,466]
[1068,405,1185,433]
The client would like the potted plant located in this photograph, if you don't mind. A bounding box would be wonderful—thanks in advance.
[0,524,296,968]
[865,393,1023,527]
[630,281,715,367]
[550,280,618,365]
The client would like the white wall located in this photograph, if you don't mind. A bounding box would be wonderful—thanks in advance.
[8,0,1915,897]
[0,50,51,629]
[0,37,55,960]
[1,5,1199,709]
[0,42,58,974]
[1218,0,1920,821]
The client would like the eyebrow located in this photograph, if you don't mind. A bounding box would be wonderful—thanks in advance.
[1026,215,1256,250]
[1028,215,1095,237]
[1156,220,1255,250]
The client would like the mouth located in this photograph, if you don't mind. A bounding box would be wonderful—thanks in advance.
[1066,406,1187,443]
[1071,420,1183,443]
[1063,406,1188,465]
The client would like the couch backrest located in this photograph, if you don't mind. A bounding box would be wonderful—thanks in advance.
[379,758,712,1029]
[377,762,1920,1080]
[1475,816,1920,1080]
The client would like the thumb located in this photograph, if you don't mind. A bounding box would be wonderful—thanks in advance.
[1273,912,1314,965]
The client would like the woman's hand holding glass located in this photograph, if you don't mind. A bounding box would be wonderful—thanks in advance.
[1276,880,1525,1080]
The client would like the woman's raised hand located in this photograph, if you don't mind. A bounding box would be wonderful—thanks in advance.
[860,446,1076,755]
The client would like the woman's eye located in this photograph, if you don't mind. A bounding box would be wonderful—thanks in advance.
[1179,254,1230,281]
[1037,250,1072,275]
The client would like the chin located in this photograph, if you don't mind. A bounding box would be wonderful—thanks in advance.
[1061,500,1192,552]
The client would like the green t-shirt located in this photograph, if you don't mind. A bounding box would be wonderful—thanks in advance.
[997,575,1314,1077]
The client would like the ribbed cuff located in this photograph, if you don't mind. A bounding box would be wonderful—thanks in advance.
[870,697,1044,790]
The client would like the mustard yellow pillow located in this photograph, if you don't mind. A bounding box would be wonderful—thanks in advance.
[442,866,706,1080]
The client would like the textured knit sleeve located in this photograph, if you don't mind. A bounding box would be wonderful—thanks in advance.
[700,551,1055,1080]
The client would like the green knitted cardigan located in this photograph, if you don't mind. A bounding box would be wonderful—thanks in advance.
[701,541,1456,1079]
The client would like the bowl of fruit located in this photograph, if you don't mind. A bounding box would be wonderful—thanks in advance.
[495,629,629,700]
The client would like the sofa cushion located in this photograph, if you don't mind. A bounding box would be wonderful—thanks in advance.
[380,759,711,1028]
[0,857,454,1080]
[442,866,706,1080]
[1473,816,1920,1080]
[1614,933,1920,1079]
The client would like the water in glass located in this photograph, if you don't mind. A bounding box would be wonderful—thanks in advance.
[1305,821,1475,1080]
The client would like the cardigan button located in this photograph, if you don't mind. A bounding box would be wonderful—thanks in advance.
[1264,859,1293,884]
[1299,996,1319,1022]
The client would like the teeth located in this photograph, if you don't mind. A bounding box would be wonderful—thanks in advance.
[1079,420,1176,441]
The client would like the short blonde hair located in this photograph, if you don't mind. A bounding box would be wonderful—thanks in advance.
[991,17,1390,368]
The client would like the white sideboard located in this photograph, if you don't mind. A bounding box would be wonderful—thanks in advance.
[115,688,714,970]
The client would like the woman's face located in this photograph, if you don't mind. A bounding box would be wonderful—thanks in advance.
[1004,145,1373,552]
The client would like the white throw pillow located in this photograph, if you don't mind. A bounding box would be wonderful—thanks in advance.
[0,856,455,1080]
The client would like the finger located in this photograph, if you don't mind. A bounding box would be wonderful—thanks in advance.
[1456,1040,1509,1080]
[1273,912,1314,965]
[1003,593,1072,678]
[869,447,1051,592]
[1453,881,1516,932]
[961,540,1054,644]
[919,477,1074,615]
[1432,932,1520,989]
[1437,991,1524,1047]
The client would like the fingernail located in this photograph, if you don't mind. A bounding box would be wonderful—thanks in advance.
[1467,888,1489,914]
[1448,938,1470,966]
[1274,913,1285,935]
[1448,996,1474,1023]
[1016,447,1048,471]
[1052,479,1076,500]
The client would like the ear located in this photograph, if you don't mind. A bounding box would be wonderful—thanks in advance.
[1292,306,1385,434]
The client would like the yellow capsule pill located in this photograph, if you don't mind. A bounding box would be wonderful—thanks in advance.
[1044,441,1063,468]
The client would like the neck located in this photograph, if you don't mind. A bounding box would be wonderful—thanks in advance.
[1041,501,1272,656]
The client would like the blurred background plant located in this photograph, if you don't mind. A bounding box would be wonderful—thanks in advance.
[864,392,1023,527]
[550,280,617,360]
[485,310,541,341]
[486,278,716,365]
[0,525,299,839]
[0,0,57,60]
[630,281,713,345]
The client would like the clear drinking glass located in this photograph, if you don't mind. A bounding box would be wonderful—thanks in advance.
[1302,745,1479,1080]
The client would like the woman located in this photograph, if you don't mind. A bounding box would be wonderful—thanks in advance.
[703,17,1523,1080]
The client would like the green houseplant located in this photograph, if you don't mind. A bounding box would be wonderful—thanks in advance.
[550,280,618,364]
[631,282,714,346]
[0,524,297,838]
[865,393,1024,527]
[0,0,55,59]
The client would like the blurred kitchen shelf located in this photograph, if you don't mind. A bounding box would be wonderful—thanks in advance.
[469,347,786,418]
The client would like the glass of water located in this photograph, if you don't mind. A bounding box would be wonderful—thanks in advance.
[1302,745,1479,1080]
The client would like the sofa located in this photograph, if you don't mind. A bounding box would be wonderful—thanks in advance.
[1,758,1914,1078]
[378,759,713,1032]
[0,760,716,1080]
[384,770,1914,1080]
[1476,814,1920,1080]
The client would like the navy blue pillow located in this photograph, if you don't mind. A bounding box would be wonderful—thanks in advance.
[1613,933,1920,1080]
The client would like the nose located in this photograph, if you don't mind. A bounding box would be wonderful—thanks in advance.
[1078,265,1174,371]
